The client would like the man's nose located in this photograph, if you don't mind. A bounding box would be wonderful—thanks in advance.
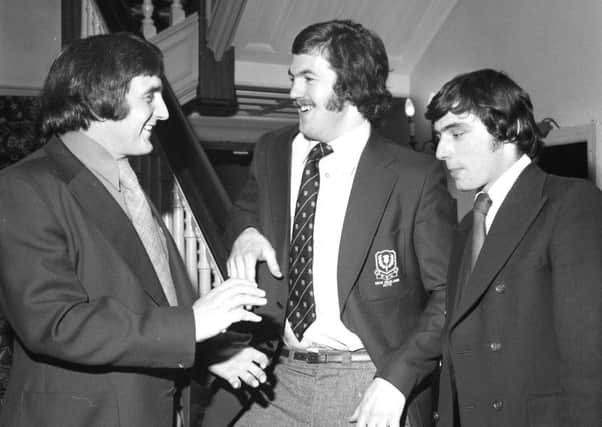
[435,137,448,160]
[155,94,169,121]
[289,79,303,100]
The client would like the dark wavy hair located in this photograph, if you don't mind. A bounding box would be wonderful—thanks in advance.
[292,20,392,122]
[425,69,542,157]
[40,33,164,137]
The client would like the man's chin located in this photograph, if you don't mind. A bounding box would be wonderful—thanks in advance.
[138,139,154,155]
[298,126,320,142]
[452,180,469,191]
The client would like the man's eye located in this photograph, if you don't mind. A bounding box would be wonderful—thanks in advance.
[452,131,465,138]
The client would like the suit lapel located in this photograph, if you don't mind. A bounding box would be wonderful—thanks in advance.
[338,134,398,310]
[450,165,547,328]
[266,128,295,308]
[44,137,169,306]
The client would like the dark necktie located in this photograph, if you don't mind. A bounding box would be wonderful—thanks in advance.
[286,142,333,341]
[471,192,492,270]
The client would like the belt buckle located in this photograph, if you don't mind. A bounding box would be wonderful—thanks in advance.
[306,352,326,363]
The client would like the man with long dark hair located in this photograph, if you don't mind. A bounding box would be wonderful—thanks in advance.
[0,33,267,427]
[203,20,455,426]
[427,69,602,426]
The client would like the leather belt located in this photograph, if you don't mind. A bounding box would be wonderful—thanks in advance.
[280,348,371,364]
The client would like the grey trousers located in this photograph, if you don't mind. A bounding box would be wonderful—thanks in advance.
[233,357,411,427]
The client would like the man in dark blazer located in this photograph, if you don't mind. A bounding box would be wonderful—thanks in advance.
[427,69,602,427]
[203,20,456,427]
[0,33,267,427]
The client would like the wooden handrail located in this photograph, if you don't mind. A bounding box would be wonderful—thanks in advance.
[154,79,231,276]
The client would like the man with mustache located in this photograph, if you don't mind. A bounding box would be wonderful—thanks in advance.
[203,20,455,427]
[0,33,267,427]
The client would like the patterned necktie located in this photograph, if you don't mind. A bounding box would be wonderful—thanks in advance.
[286,142,333,341]
[118,160,178,306]
[471,192,492,270]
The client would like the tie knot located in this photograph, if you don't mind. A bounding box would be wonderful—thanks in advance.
[307,142,333,163]
[473,192,492,216]
[118,160,140,190]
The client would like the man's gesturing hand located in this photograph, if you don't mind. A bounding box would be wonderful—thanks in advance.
[349,378,406,427]
[227,227,282,281]
[209,347,269,389]
[192,278,266,342]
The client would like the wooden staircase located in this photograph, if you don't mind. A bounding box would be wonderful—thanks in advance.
[68,0,236,295]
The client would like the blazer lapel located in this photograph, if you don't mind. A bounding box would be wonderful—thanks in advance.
[44,137,169,306]
[268,128,296,271]
[450,164,547,328]
[338,134,398,310]
[266,128,296,308]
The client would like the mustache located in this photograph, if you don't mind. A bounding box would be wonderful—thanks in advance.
[293,98,314,108]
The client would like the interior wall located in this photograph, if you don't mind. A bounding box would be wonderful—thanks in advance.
[0,0,61,94]
[410,0,602,218]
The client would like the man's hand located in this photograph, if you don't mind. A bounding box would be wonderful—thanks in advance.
[209,347,269,389]
[227,227,282,281]
[349,378,406,427]
[192,278,267,342]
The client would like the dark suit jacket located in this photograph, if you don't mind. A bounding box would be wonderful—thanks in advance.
[438,164,602,427]
[0,137,198,427]
[0,313,12,410]
[203,126,456,426]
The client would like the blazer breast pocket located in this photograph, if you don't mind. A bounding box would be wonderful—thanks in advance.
[359,229,412,301]
[503,253,548,280]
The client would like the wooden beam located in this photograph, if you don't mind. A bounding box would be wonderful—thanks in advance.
[206,0,246,61]
[185,0,239,116]
[61,0,81,46]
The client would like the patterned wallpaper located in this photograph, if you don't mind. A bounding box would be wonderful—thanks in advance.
[0,95,46,170]
[0,95,41,407]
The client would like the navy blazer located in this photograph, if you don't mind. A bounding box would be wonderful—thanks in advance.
[438,164,602,427]
[0,137,197,427]
[204,126,456,426]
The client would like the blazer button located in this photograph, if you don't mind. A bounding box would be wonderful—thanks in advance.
[432,411,440,422]
[492,400,504,411]
[489,341,502,352]
[494,282,506,294]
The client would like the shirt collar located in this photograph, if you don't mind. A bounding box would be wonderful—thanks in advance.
[60,131,121,190]
[294,120,370,170]
[476,154,531,230]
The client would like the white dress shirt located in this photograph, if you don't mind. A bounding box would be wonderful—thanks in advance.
[283,120,370,351]
[478,154,531,232]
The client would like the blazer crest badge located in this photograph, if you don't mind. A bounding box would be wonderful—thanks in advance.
[374,249,400,287]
